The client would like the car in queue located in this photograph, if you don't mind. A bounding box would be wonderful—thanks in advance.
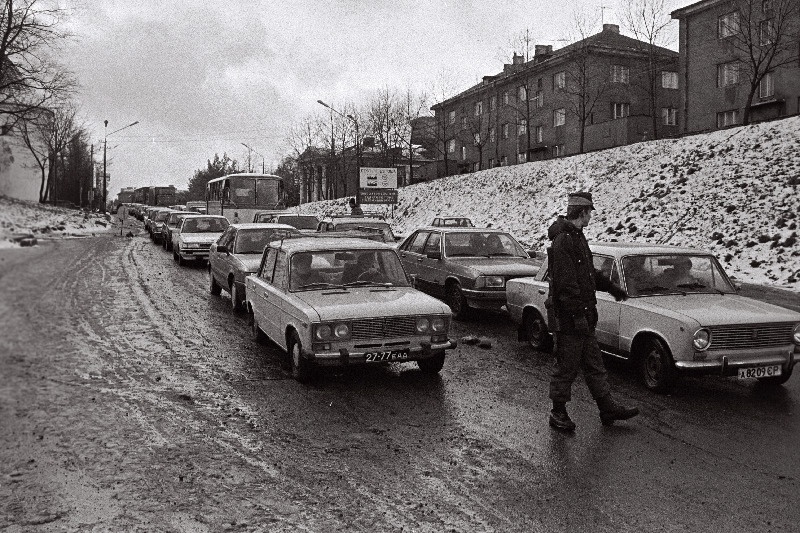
[144,207,169,237]
[161,211,196,251]
[150,209,175,244]
[246,237,456,382]
[173,215,230,266]
[397,227,540,320]
[253,212,320,233]
[431,217,474,227]
[208,223,300,310]
[185,201,207,214]
[316,216,398,243]
[506,242,800,392]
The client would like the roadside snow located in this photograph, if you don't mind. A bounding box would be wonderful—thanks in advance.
[301,116,800,291]
[0,196,112,247]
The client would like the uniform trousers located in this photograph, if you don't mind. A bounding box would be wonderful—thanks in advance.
[549,331,611,403]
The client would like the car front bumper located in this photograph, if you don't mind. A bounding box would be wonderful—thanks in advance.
[303,339,457,367]
[674,346,796,376]
[461,288,506,310]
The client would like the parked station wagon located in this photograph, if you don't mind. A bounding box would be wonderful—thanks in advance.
[506,242,800,392]
[398,227,540,319]
[208,223,300,310]
[246,237,456,381]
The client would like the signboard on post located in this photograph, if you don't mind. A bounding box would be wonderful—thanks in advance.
[360,167,397,189]
[358,188,398,205]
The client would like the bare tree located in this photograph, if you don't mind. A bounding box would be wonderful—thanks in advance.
[398,87,429,185]
[717,0,800,125]
[427,67,461,178]
[495,27,537,64]
[1,0,75,129]
[619,0,677,139]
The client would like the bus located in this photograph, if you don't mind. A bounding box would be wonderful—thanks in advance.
[206,173,285,223]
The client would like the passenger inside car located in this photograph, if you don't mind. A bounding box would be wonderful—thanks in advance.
[623,256,655,295]
[342,252,387,284]
[658,257,701,288]
[290,253,326,289]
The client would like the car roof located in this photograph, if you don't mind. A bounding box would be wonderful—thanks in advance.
[589,241,709,257]
[271,236,395,253]
[326,217,388,224]
[414,226,505,233]
[230,223,297,230]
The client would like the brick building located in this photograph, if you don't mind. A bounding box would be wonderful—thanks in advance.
[671,0,800,134]
[428,24,680,177]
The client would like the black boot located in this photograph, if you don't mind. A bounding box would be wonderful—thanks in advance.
[549,402,576,432]
[597,395,639,426]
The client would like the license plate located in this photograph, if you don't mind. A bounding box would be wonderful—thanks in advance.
[738,365,782,379]
[365,350,409,362]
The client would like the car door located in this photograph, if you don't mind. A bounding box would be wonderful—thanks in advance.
[250,247,279,342]
[593,254,621,353]
[211,227,235,285]
[398,231,429,286]
[419,231,445,298]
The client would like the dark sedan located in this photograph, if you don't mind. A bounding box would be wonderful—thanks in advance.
[398,227,540,319]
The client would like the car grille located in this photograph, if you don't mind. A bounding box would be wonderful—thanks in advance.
[351,316,417,340]
[709,323,795,351]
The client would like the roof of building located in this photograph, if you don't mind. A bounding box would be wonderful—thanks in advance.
[671,0,726,18]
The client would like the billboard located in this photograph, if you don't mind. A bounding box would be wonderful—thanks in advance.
[359,167,397,189]
[358,188,398,205]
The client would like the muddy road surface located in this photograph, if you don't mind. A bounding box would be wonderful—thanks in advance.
[1,230,798,532]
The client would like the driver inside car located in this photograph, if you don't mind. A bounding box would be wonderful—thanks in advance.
[291,253,325,289]
[343,252,387,284]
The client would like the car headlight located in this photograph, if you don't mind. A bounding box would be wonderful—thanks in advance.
[431,317,447,332]
[416,317,430,334]
[313,323,351,341]
[693,328,711,351]
[793,323,800,345]
[475,275,505,288]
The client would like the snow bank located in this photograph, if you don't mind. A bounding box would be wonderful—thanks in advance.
[0,196,112,247]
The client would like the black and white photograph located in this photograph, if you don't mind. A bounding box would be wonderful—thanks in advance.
[1,0,799,531]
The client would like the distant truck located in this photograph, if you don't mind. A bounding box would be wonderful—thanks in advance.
[147,186,176,207]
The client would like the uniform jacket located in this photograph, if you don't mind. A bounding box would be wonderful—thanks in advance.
[546,216,614,332]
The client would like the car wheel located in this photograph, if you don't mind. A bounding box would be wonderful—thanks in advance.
[250,312,266,343]
[523,309,552,352]
[757,365,793,386]
[230,282,242,312]
[640,337,676,393]
[417,352,445,374]
[209,269,222,296]
[288,331,312,383]
[446,282,470,320]
[173,250,179,262]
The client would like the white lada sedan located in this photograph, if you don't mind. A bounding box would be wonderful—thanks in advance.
[246,237,456,382]
[507,242,800,392]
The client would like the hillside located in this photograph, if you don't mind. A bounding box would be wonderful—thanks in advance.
[302,115,800,290]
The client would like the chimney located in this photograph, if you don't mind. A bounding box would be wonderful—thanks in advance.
[512,53,524,65]
[482,75,496,85]
[534,44,553,63]
[603,23,619,33]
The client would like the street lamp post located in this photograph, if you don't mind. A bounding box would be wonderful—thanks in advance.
[317,100,360,197]
[241,143,266,173]
[103,119,139,213]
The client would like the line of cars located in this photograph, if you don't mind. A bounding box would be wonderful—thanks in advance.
[141,209,800,392]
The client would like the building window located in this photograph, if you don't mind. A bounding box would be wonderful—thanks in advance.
[517,118,527,136]
[501,123,509,139]
[662,71,678,89]
[448,110,455,125]
[553,71,565,90]
[474,101,483,116]
[489,127,496,143]
[461,116,467,129]
[447,139,456,153]
[517,152,527,164]
[612,102,630,119]
[500,155,508,166]
[611,65,630,84]
[717,109,739,128]
[552,145,564,157]
[662,108,677,126]
[535,125,543,143]
[490,95,496,110]
[503,91,509,105]
[532,90,543,108]
[553,108,566,127]
[759,72,774,98]
[717,61,739,87]
[518,85,527,101]
[537,77,543,89]
[473,132,481,145]
[760,19,774,45]
[718,12,739,38]
[461,146,466,160]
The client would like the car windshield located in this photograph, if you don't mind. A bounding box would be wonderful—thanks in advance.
[155,211,173,222]
[181,217,229,233]
[622,254,736,296]
[289,249,409,291]
[335,222,395,242]
[277,215,319,230]
[444,231,528,258]
[234,228,298,254]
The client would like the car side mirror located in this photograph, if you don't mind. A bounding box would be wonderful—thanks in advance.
[426,251,442,260]
[407,273,417,287]
[217,245,229,254]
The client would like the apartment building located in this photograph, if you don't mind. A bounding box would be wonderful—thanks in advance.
[671,0,800,133]
[429,24,680,177]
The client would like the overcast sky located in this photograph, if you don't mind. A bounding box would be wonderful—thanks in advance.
[62,0,696,194]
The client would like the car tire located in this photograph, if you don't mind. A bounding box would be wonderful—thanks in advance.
[209,269,222,296]
[417,352,445,374]
[250,312,266,344]
[640,337,676,393]
[446,282,470,320]
[757,365,793,386]
[288,331,312,383]
[524,309,552,352]
[230,282,242,312]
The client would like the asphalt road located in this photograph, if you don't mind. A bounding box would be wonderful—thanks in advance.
[0,228,798,532]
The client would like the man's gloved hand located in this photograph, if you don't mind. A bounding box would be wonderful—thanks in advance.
[574,315,590,334]
[609,283,628,302]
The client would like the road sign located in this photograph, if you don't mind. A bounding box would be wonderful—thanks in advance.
[358,188,398,205]
[360,167,397,189]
